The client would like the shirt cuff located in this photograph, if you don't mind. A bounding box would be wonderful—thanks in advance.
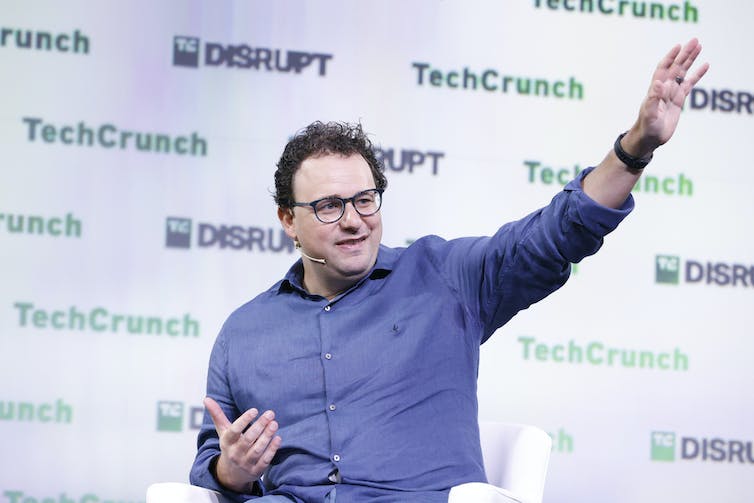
[563,166,634,235]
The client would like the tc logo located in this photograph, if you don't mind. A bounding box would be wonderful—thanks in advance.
[156,401,204,432]
[173,36,200,67]
[655,255,680,284]
[651,431,676,461]
[157,401,184,432]
[166,217,192,248]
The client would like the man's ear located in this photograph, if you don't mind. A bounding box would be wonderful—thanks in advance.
[278,207,296,241]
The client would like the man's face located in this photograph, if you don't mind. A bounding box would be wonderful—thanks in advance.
[279,153,383,295]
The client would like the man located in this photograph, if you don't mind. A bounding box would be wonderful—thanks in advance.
[190,40,708,502]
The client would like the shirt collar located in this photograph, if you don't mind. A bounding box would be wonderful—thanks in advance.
[278,244,397,295]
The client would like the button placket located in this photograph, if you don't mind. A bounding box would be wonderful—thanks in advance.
[319,299,342,471]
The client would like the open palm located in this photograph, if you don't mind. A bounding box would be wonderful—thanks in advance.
[638,38,709,148]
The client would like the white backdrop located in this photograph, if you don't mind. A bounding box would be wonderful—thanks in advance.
[1,1,752,502]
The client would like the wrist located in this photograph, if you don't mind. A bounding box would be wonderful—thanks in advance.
[212,454,256,493]
[614,131,653,170]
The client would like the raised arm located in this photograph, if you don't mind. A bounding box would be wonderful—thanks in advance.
[583,38,709,208]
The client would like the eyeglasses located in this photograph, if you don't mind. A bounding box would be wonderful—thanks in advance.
[292,188,384,223]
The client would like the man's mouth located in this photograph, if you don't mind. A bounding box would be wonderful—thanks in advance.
[336,236,367,247]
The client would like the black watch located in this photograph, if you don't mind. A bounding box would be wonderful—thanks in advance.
[614,132,652,170]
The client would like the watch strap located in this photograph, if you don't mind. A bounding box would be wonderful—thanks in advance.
[614,132,652,170]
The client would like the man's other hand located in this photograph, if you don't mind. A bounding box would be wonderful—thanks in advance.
[204,396,283,492]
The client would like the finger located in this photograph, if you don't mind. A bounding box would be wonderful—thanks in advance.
[247,420,279,460]
[238,409,275,444]
[673,38,697,66]
[656,43,682,72]
[684,62,710,89]
[676,40,702,73]
[204,396,232,433]
[226,406,262,441]
[251,435,283,473]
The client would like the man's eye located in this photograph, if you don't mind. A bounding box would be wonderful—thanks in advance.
[318,200,341,211]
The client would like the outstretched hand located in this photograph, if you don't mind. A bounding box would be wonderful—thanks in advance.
[632,38,709,154]
[583,39,709,208]
[204,396,282,492]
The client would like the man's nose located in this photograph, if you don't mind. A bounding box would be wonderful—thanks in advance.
[339,201,361,227]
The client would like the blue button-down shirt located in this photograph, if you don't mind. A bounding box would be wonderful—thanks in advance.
[190,170,633,502]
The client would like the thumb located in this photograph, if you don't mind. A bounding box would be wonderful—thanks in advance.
[203,396,231,434]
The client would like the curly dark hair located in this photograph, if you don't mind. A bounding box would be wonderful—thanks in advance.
[274,121,387,208]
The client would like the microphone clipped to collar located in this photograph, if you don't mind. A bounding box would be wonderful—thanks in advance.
[295,239,327,265]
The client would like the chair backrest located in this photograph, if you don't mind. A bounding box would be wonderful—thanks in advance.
[479,421,552,503]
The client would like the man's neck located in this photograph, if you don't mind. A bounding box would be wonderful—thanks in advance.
[302,273,363,301]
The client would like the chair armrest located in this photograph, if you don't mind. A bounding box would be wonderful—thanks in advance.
[146,482,235,503]
[478,422,552,503]
[148,423,551,503]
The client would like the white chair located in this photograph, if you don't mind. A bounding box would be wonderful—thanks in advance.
[147,422,551,503]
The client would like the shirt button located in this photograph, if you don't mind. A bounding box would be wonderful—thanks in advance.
[324,353,332,360]
[324,305,331,312]
[328,404,336,411]
[333,454,341,462]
